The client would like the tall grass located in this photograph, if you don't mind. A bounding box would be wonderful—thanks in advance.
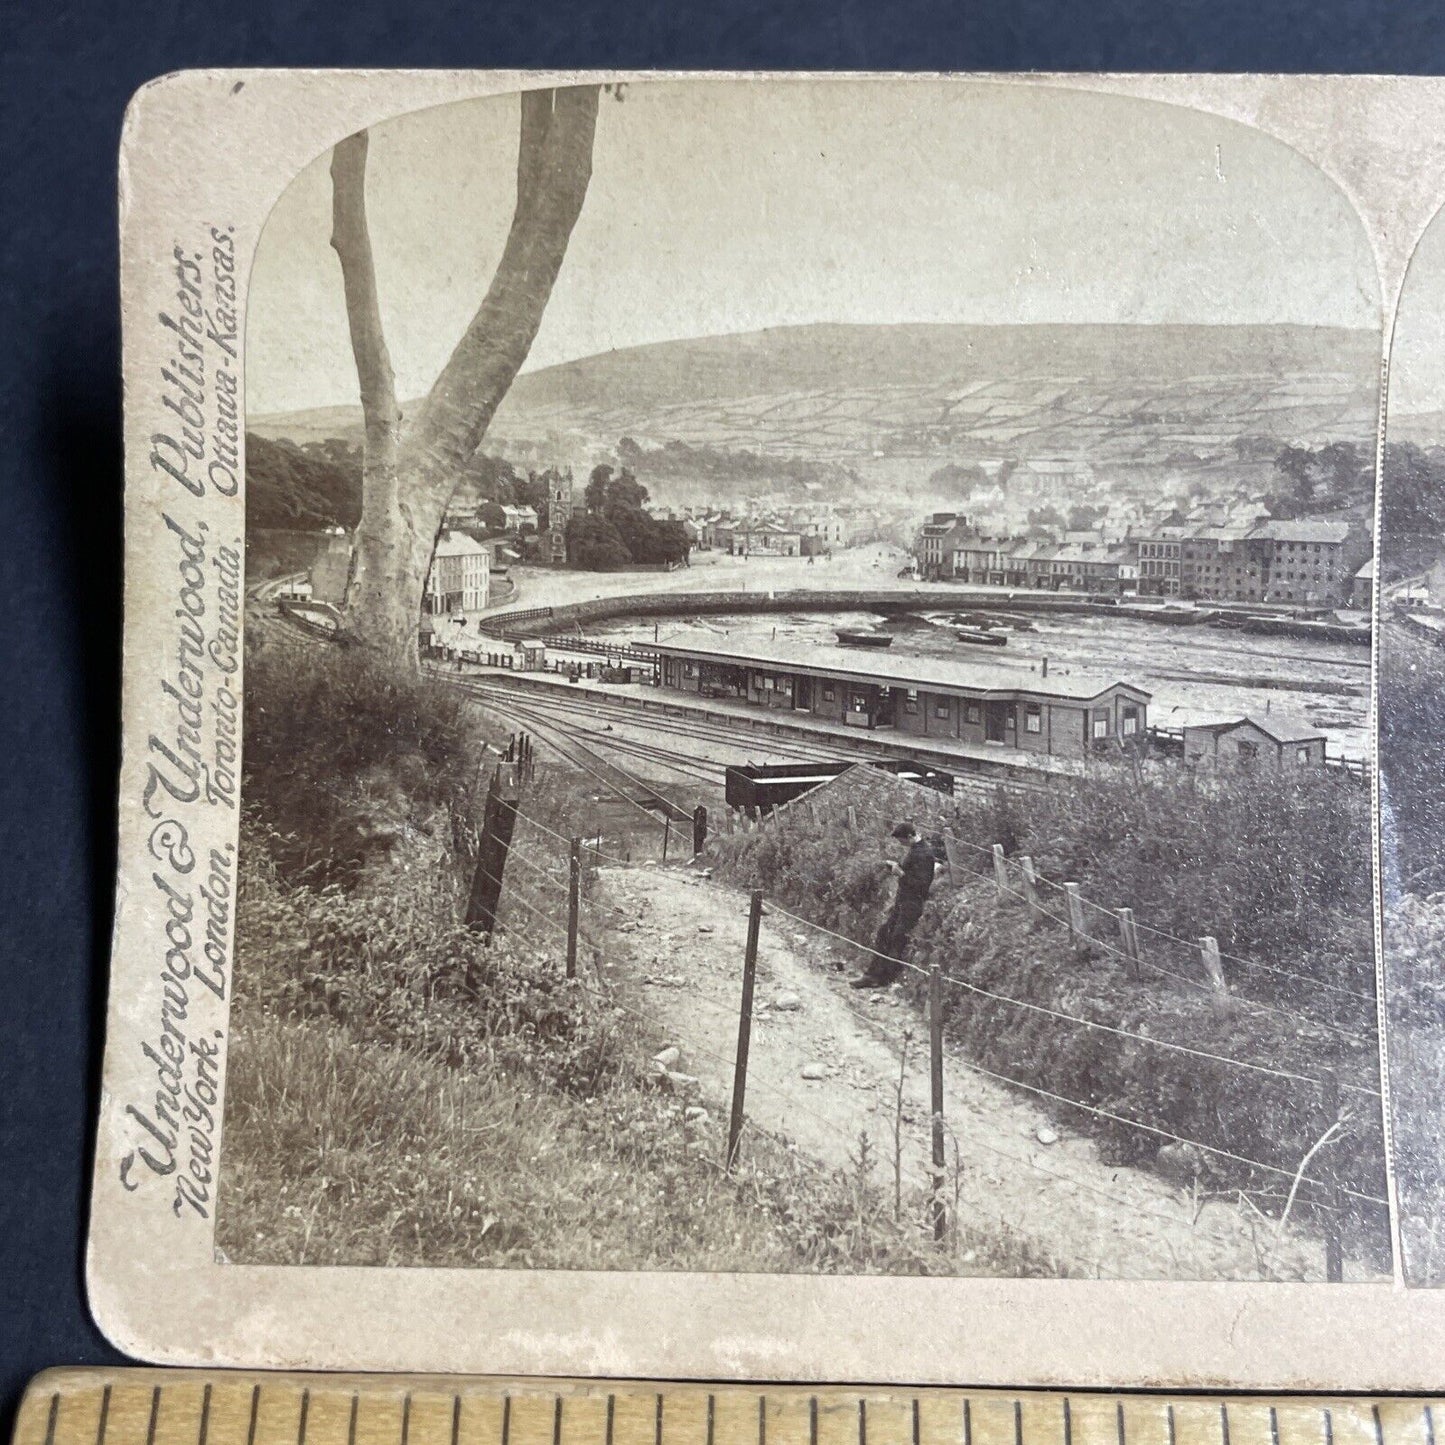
[224,650,1058,1274]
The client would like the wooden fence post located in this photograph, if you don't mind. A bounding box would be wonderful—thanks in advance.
[991,844,1009,901]
[847,804,859,832]
[1064,883,1085,950]
[929,962,947,1243]
[693,805,708,856]
[1199,936,1230,1018]
[1019,855,1040,921]
[566,837,581,979]
[1117,907,1140,980]
[1322,1070,1344,1283]
[727,890,764,1171]
[662,814,671,862]
[465,767,519,942]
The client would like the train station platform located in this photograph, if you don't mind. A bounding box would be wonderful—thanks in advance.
[441,657,1085,784]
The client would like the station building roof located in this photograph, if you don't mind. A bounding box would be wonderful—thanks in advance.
[650,638,1149,704]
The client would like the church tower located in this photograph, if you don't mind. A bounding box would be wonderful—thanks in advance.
[547,468,573,565]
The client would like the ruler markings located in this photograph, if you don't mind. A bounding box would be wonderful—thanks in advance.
[20,1376,1445,1445]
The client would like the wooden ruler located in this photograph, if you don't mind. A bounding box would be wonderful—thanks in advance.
[10,1371,1443,1445]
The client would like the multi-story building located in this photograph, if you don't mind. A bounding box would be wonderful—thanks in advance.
[424,530,491,615]
[914,512,963,578]
[952,534,1008,585]
[1247,518,1370,605]
[1180,525,1259,600]
[1135,526,1187,597]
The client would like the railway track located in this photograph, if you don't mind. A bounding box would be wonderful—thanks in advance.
[447,670,1051,804]
[459,681,701,823]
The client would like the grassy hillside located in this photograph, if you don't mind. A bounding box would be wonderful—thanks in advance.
[250,322,1379,478]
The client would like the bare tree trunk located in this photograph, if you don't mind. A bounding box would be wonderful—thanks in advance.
[331,86,600,664]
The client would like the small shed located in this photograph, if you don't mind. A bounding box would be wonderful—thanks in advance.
[1183,714,1326,770]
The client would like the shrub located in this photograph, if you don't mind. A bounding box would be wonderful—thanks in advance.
[243,647,484,886]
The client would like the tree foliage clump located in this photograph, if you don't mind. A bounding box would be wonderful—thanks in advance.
[567,464,690,570]
[1266,441,1372,520]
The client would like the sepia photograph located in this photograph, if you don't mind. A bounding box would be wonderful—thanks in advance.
[1377,196,1445,1286]
[211,77,1391,1285]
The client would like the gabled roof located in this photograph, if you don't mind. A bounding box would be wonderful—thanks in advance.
[1224,714,1327,745]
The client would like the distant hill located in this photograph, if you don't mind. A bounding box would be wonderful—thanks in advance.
[251,322,1381,502]
[1389,410,1445,449]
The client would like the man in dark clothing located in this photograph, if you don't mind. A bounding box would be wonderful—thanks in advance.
[851,821,936,987]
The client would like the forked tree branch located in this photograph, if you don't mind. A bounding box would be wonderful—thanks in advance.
[407,85,601,483]
[330,130,401,480]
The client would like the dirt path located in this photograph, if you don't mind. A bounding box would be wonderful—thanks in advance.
[596,865,1355,1282]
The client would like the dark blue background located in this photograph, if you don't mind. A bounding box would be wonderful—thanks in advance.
[3,0,1443,1426]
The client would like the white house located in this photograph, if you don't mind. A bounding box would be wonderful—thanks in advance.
[425,530,491,615]
[501,504,539,533]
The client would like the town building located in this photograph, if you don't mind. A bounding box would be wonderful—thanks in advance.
[652,639,1149,761]
[914,512,963,578]
[424,530,491,615]
[1247,518,1370,605]
[1182,715,1328,770]
[1351,557,1375,610]
[500,504,539,534]
[1180,525,1261,601]
[1135,525,1187,597]
[731,522,804,556]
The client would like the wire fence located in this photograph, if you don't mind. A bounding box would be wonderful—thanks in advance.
[460,772,1387,1282]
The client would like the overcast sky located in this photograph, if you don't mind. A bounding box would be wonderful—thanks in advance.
[1391,204,1445,420]
[247,77,1383,417]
